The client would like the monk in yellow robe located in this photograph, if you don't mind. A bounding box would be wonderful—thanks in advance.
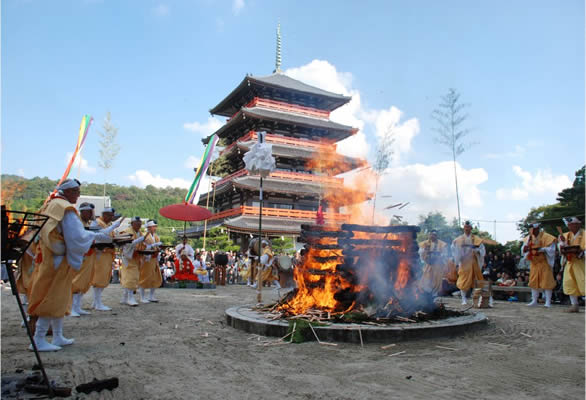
[69,202,96,317]
[419,230,448,296]
[28,179,121,351]
[522,223,557,308]
[558,217,585,313]
[451,221,486,305]
[90,207,117,311]
[138,219,162,303]
[120,217,146,306]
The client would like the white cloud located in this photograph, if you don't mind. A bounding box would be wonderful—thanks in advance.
[128,170,190,189]
[284,60,419,161]
[152,4,169,17]
[232,0,244,15]
[496,165,572,201]
[184,156,201,170]
[183,116,223,137]
[65,152,96,174]
[341,161,488,225]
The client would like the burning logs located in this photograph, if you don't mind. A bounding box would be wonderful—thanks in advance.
[279,223,432,319]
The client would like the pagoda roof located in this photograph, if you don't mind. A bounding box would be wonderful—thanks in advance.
[203,175,330,200]
[223,215,308,235]
[210,73,351,117]
[203,106,357,144]
[235,141,367,172]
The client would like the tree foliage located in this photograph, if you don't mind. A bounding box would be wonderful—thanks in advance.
[192,227,239,252]
[271,237,295,255]
[431,88,474,226]
[97,112,120,171]
[416,211,493,247]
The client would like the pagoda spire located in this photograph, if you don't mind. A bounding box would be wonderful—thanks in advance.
[274,22,282,73]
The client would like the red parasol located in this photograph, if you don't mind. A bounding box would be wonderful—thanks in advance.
[159,203,213,238]
[159,203,212,222]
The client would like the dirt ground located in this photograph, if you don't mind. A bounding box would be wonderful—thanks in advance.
[1,283,584,400]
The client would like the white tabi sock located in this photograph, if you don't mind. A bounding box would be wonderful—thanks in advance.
[527,289,539,306]
[460,290,467,305]
[30,317,61,352]
[544,289,552,307]
[51,317,74,346]
[570,296,579,305]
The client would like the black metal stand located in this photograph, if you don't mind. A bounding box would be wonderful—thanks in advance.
[2,207,54,397]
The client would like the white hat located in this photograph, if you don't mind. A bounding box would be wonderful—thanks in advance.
[102,207,115,213]
[57,178,81,192]
[146,219,157,227]
[531,223,540,228]
[78,202,94,211]
[567,217,581,225]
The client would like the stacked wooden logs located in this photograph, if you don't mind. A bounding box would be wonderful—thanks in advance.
[298,223,422,314]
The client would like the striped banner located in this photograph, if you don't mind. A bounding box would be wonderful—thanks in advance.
[185,134,219,204]
[57,114,93,188]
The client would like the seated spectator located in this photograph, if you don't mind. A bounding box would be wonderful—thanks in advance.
[497,272,517,301]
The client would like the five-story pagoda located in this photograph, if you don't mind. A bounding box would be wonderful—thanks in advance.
[188,29,367,249]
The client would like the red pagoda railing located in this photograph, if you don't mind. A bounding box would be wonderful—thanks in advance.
[245,97,331,119]
[213,169,343,187]
[220,131,335,157]
[207,205,348,222]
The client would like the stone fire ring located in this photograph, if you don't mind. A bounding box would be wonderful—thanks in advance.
[225,305,488,344]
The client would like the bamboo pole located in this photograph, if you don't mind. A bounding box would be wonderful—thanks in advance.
[202,162,215,249]
[256,134,264,304]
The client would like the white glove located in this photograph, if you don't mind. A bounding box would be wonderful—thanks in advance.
[146,242,163,250]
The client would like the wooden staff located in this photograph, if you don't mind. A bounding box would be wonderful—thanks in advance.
[202,161,215,249]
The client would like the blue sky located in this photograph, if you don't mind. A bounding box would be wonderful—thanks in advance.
[2,0,584,241]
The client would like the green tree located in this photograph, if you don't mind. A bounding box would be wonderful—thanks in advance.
[271,237,295,255]
[432,89,475,226]
[193,227,239,252]
[97,112,121,206]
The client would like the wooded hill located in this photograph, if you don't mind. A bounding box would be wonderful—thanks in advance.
[1,175,192,243]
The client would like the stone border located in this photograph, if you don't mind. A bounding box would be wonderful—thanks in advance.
[225,305,488,343]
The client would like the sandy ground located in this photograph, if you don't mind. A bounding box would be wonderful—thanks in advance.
[1,283,584,400]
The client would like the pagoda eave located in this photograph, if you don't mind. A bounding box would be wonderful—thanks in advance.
[209,74,352,117]
[203,107,357,145]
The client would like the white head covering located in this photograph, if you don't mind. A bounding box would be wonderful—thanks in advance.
[102,207,115,214]
[57,178,81,193]
[567,217,581,225]
[146,220,157,228]
[531,223,540,228]
[78,202,94,211]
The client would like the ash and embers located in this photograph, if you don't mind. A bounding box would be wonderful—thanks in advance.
[276,223,440,321]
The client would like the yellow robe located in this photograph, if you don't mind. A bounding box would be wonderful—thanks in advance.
[16,241,37,298]
[419,239,448,294]
[91,217,115,288]
[139,232,162,289]
[71,220,96,294]
[120,228,145,290]
[562,229,585,296]
[453,234,484,291]
[259,248,278,282]
[28,197,78,318]
[524,231,557,290]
